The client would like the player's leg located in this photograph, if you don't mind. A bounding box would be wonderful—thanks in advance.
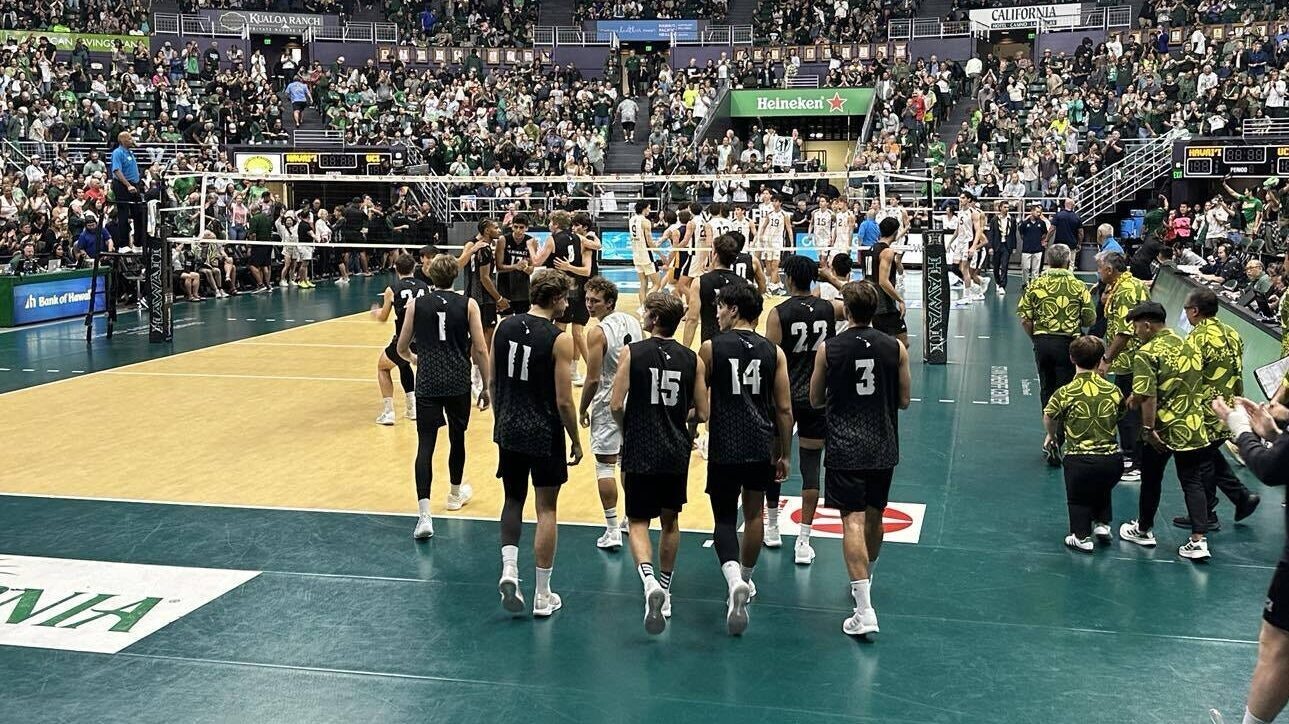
[658,506,680,619]
[740,484,765,588]
[376,350,398,425]
[709,472,751,634]
[863,470,893,570]
[1243,577,1289,723]
[841,508,878,635]
[625,474,665,634]
[594,453,622,549]
[392,356,416,420]
[444,395,473,510]
[570,323,586,385]
[532,483,563,616]
[795,437,824,565]
[498,454,530,613]
[412,402,442,539]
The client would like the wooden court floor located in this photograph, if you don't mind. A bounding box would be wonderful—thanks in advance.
[0,275,1283,722]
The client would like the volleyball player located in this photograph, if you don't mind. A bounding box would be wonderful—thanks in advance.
[831,198,856,265]
[492,268,584,617]
[466,219,508,400]
[730,205,755,251]
[765,255,842,564]
[809,280,911,636]
[629,201,660,303]
[811,194,834,259]
[611,292,707,635]
[496,214,535,317]
[658,209,685,291]
[579,276,643,551]
[868,217,909,347]
[674,204,702,299]
[756,193,792,294]
[397,254,489,539]
[683,233,748,347]
[701,282,793,635]
[373,253,429,425]
[730,230,767,295]
[545,210,593,387]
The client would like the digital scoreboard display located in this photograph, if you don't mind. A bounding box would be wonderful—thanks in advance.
[1179,144,1289,177]
[282,151,395,175]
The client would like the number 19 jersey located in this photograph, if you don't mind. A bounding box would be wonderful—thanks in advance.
[709,329,778,465]
[824,326,902,470]
[622,337,697,475]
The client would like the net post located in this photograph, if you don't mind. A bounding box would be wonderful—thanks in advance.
[921,177,949,365]
[84,253,101,343]
[147,233,173,343]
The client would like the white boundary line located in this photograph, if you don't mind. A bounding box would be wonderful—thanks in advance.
[104,370,371,383]
[232,341,384,349]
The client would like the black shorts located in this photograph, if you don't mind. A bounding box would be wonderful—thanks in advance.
[622,121,636,132]
[481,302,497,329]
[1266,561,1289,631]
[873,312,907,336]
[825,467,894,513]
[383,341,412,367]
[558,293,590,325]
[676,251,694,278]
[249,244,272,266]
[416,393,471,430]
[624,472,688,520]
[497,446,568,488]
[793,401,826,441]
[706,461,774,497]
[292,101,307,112]
[500,300,530,316]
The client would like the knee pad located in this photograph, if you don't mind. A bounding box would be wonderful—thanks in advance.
[595,460,617,479]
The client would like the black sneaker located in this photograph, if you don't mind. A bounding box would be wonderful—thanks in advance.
[1172,515,1220,531]
[1235,494,1262,522]
[1043,440,1063,467]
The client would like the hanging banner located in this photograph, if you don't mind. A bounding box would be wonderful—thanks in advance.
[204,10,336,35]
[968,3,1084,30]
[0,31,143,53]
[728,88,874,118]
[922,234,949,365]
[593,20,699,41]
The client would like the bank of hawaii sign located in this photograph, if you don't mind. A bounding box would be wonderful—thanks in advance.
[730,88,874,118]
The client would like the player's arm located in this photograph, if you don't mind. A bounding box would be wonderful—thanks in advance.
[692,354,709,423]
[679,220,694,250]
[580,325,606,426]
[372,286,394,322]
[609,345,631,429]
[468,298,491,408]
[455,239,477,268]
[494,235,519,273]
[580,231,603,251]
[554,238,593,278]
[878,248,904,314]
[554,333,583,464]
[643,220,656,249]
[752,255,767,295]
[771,347,794,480]
[478,260,509,311]
[971,210,987,251]
[529,236,553,267]
[785,216,795,248]
[809,341,827,409]
[764,306,782,346]
[682,280,702,347]
[396,298,416,363]
[897,342,911,409]
[698,341,713,386]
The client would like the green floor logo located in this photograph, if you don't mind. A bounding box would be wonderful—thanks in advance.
[0,555,259,654]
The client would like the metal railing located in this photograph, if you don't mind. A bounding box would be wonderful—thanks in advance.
[8,139,212,168]
[785,75,820,88]
[672,25,754,46]
[1243,117,1289,137]
[152,13,249,39]
[446,189,654,219]
[1076,128,1186,220]
[536,24,750,46]
[291,129,345,147]
[309,22,399,43]
[891,5,1130,39]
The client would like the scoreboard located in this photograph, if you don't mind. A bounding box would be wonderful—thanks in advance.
[1177,143,1289,178]
[283,151,397,175]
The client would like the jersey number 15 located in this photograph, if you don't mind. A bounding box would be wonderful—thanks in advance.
[649,367,681,406]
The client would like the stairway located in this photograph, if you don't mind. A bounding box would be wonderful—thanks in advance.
[726,0,757,26]
[605,96,651,174]
[538,0,576,27]
[1075,129,1184,219]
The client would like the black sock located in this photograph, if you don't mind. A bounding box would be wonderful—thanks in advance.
[799,447,822,490]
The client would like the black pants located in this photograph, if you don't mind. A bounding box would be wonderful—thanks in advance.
[111,180,147,249]
[991,242,1012,289]
[1034,334,1075,410]
[1205,440,1252,514]
[1139,444,1213,534]
[1114,374,1140,468]
[1064,453,1122,538]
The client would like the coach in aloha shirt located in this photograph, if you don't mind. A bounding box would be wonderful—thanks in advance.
[1103,269,1151,376]
[1132,323,1211,453]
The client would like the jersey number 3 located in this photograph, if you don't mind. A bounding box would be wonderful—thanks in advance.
[855,358,876,396]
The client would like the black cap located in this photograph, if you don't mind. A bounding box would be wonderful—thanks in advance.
[1125,300,1167,323]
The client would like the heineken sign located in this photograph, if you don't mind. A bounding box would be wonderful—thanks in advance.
[729,88,874,118]
[0,555,259,653]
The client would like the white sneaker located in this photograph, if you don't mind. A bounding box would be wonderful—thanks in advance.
[996,286,1006,297]
[794,539,816,565]
[1092,522,1112,541]
[1179,538,1212,560]
[644,581,666,635]
[499,574,525,613]
[596,527,622,549]
[533,591,563,617]
[842,607,879,635]
[1119,520,1157,547]
[278,280,289,287]
[445,484,473,511]
[764,524,782,548]
[375,409,395,426]
[336,277,349,285]
[746,578,757,600]
[406,402,417,421]
[661,590,672,618]
[726,581,750,635]
[1065,534,1093,552]
[572,372,585,387]
[1121,467,1142,482]
[620,518,630,532]
[696,433,709,460]
[413,514,434,539]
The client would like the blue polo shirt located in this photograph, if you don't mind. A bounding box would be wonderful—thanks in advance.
[76,226,111,258]
[1100,236,1124,255]
[110,145,139,183]
[1052,209,1083,245]
[857,218,880,248]
[287,80,310,103]
[1017,217,1048,253]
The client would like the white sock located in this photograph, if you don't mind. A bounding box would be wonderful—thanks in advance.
[405,391,415,406]
[1244,709,1270,724]
[720,560,743,590]
[501,545,519,577]
[449,484,462,497]
[605,507,618,530]
[799,524,812,543]
[767,506,780,527]
[417,498,430,516]
[536,566,552,597]
[741,565,754,582]
[382,397,393,412]
[851,579,872,611]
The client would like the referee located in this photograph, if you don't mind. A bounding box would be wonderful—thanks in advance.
[1017,243,1094,465]
[110,131,147,251]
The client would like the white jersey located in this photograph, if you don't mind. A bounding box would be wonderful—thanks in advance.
[761,210,787,249]
[589,310,643,456]
[832,210,855,246]
[629,214,649,253]
[730,217,754,246]
[811,208,834,243]
[954,207,976,248]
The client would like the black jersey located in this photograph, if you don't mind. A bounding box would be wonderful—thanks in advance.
[390,276,430,341]
[775,295,836,404]
[621,337,697,475]
[732,252,756,285]
[546,230,587,296]
[492,313,564,456]
[498,231,532,303]
[698,268,746,342]
[823,326,902,470]
[865,241,899,315]
[464,242,495,307]
[708,329,779,464]
[412,289,472,398]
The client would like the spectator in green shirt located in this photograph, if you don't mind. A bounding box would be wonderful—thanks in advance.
[1247,259,1273,294]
